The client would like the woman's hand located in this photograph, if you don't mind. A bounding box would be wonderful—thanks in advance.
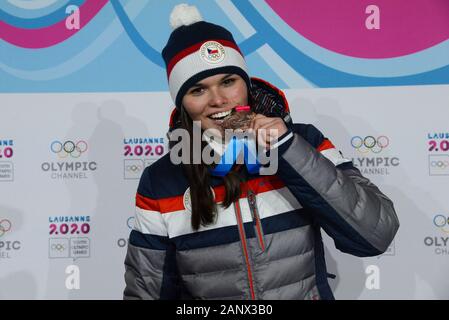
[249,114,288,149]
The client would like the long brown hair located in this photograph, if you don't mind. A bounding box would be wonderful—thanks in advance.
[169,106,244,230]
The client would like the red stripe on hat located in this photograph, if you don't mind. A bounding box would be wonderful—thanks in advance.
[317,139,335,152]
[169,107,178,129]
[167,39,243,78]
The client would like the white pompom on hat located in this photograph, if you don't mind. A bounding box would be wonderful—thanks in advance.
[162,4,251,109]
[169,3,203,30]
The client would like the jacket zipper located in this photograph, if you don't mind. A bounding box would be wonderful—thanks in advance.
[233,200,256,300]
[247,189,266,252]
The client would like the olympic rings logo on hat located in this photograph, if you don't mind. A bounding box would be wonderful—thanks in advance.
[200,41,226,64]
[51,243,66,251]
[430,160,449,169]
[50,140,88,158]
[351,136,389,154]
[0,219,12,238]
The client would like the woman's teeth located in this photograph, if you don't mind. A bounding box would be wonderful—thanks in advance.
[209,110,232,119]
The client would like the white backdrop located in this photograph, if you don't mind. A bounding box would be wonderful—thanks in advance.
[1,84,448,299]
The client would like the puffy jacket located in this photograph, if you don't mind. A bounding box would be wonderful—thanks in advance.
[123,78,399,300]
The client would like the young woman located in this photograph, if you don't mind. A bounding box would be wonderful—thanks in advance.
[123,4,399,300]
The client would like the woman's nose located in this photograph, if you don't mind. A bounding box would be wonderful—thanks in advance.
[209,88,227,106]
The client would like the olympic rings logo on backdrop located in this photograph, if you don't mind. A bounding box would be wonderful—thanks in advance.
[125,165,143,173]
[430,161,449,169]
[433,215,449,234]
[351,136,389,154]
[127,217,135,229]
[51,244,66,251]
[0,219,12,237]
[50,140,88,158]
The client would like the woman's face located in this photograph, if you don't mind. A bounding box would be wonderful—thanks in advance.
[181,73,248,132]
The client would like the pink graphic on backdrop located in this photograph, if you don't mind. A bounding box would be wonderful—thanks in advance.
[265,0,449,58]
[0,0,109,49]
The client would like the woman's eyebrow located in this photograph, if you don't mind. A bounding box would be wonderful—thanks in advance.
[188,83,206,91]
[191,74,233,89]
[220,74,233,81]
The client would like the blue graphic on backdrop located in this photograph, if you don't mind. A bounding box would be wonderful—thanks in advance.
[1,0,449,93]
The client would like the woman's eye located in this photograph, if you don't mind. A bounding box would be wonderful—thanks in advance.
[190,87,204,95]
[223,78,236,86]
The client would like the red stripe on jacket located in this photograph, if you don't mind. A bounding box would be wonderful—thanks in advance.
[137,137,334,214]
[135,176,286,214]
[317,139,335,152]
